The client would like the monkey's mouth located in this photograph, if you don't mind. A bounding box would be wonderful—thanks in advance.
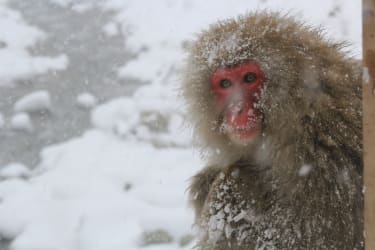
[222,120,261,145]
[221,103,262,144]
[230,124,261,142]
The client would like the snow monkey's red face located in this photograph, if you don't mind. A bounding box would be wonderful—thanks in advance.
[210,62,265,145]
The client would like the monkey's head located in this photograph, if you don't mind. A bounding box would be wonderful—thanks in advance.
[182,12,360,165]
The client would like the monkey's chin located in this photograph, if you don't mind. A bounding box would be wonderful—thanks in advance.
[227,128,261,146]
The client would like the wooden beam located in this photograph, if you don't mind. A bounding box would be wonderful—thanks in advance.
[363,0,375,249]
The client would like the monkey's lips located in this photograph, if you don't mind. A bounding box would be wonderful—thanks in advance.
[226,122,261,145]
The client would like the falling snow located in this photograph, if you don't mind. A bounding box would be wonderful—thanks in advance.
[0,1,361,250]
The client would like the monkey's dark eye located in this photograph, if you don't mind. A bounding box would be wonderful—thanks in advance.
[220,79,232,88]
[244,72,257,83]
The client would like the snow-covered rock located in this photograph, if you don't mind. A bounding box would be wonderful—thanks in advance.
[14,90,51,113]
[10,113,33,132]
[91,82,191,148]
[0,5,69,86]
[32,54,68,75]
[77,92,97,109]
[0,163,31,179]
[103,22,119,36]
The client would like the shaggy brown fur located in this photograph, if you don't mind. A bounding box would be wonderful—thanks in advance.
[181,12,363,249]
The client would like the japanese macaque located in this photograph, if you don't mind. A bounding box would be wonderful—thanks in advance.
[181,12,363,249]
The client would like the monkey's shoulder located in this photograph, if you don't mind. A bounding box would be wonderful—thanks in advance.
[189,165,224,217]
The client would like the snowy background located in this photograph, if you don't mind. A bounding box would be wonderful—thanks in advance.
[0,1,361,250]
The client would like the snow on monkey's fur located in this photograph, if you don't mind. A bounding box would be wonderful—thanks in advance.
[182,12,363,249]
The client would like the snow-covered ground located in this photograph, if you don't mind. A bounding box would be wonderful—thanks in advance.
[0,1,68,87]
[0,0,361,250]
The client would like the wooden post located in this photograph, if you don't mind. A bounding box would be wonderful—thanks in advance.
[363,0,375,248]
